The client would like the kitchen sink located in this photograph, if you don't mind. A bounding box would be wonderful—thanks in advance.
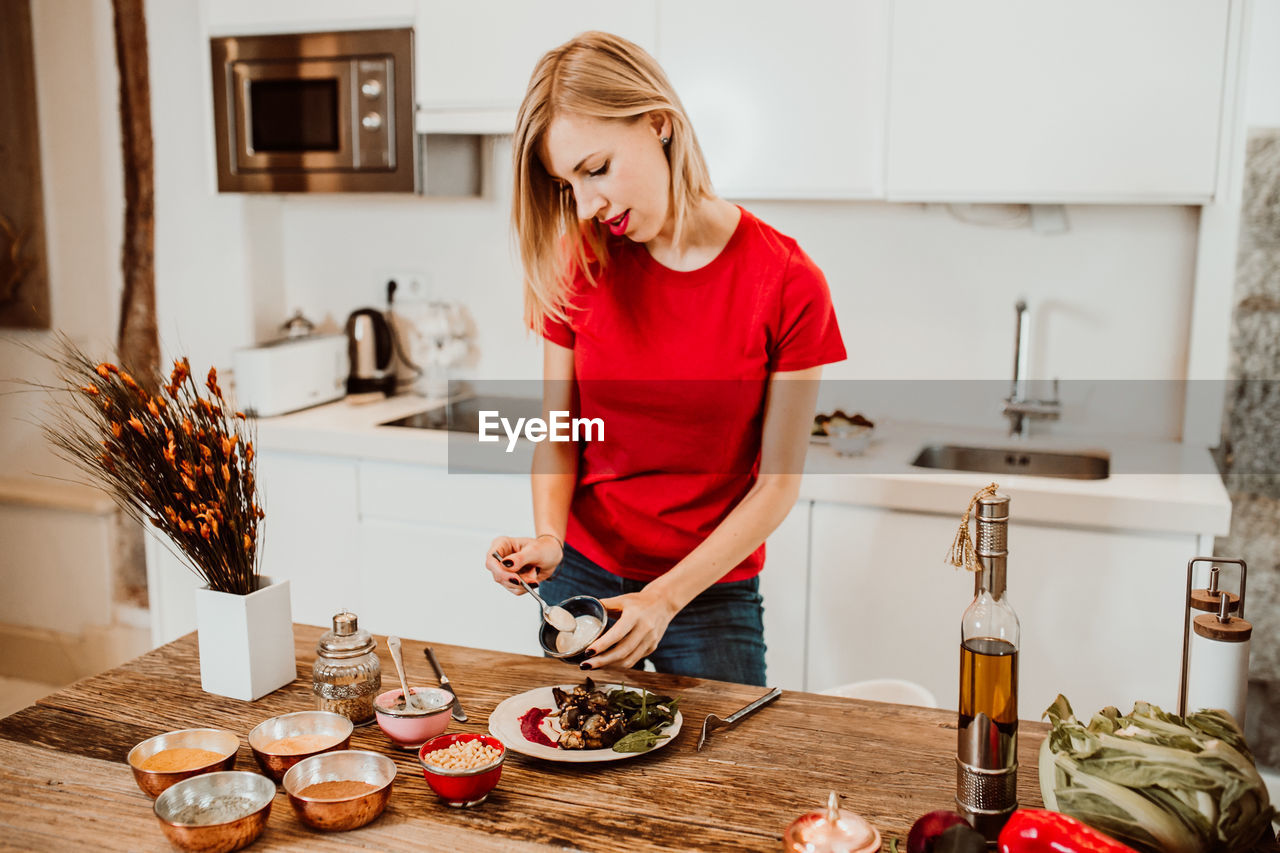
[911,444,1110,480]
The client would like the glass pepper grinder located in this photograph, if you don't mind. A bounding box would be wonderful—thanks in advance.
[313,611,381,726]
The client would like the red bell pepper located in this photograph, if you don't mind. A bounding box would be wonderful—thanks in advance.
[997,809,1138,853]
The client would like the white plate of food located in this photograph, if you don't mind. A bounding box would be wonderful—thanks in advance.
[811,411,876,455]
[488,679,682,763]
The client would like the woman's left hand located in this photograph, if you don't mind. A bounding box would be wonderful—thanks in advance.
[583,588,678,671]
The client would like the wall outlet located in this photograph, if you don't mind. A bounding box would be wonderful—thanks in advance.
[383,270,432,304]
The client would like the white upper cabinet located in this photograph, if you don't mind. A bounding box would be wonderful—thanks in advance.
[203,0,416,36]
[885,0,1232,203]
[414,1,657,133]
[203,1,1237,201]
[657,0,889,199]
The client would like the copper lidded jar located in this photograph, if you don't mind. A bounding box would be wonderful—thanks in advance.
[312,611,381,726]
[783,792,881,853]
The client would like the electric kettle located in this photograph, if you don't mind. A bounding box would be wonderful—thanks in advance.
[344,308,396,395]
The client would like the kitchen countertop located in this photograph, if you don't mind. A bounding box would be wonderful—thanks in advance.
[252,394,1231,537]
[0,624,1049,851]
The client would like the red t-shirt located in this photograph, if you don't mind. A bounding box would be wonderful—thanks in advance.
[543,207,846,583]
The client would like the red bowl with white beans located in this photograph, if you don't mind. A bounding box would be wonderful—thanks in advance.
[416,733,505,808]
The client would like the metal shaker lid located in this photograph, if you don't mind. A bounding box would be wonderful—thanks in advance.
[976,493,1010,517]
[317,611,377,658]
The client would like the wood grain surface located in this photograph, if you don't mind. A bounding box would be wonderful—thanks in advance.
[0,625,1051,851]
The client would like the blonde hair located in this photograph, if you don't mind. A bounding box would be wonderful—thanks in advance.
[512,31,714,334]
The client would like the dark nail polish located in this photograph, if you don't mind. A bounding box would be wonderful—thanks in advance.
[579,662,593,670]
[529,582,539,589]
[583,649,597,659]
[502,559,514,568]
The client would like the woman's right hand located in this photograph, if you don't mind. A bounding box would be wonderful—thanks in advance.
[485,535,564,594]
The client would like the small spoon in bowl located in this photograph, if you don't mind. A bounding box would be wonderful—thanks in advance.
[492,551,578,633]
[387,636,429,713]
[517,578,578,633]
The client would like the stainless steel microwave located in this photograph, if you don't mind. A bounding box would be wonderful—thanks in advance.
[210,28,415,193]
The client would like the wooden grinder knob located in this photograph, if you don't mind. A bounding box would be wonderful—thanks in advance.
[1190,589,1239,614]
[1193,613,1252,643]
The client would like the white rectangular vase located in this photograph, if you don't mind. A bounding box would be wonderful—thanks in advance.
[195,575,296,701]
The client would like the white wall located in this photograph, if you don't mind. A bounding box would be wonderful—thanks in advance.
[0,1,149,671]
[1245,0,1280,128]
[0,0,122,482]
[273,141,544,380]
[269,163,1200,437]
[147,0,258,374]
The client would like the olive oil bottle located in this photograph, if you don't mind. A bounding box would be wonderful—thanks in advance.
[955,492,1020,840]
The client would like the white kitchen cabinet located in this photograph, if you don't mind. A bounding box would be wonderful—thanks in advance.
[414,1,656,132]
[657,0,889,199]
[145,450,361,645]
[255,452,362,628]
[202,0,416,36]
[357,460,538,654]
[759,501,811,690]
[886,0,1231,202]
[360,518,541,655]
[807,501,1198,720]
[358,459,812,682]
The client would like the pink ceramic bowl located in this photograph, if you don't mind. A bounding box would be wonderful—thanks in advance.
[417,733,505,808]
[373,687,452,749]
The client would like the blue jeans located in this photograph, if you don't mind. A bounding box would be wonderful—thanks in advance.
[538,544,767,686]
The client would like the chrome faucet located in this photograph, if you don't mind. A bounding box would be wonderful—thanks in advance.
[1002,299,1060,437]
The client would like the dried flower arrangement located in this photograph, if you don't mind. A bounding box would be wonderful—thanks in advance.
[43,341,263,595]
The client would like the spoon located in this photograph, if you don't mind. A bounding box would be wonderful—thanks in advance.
[492,551,578,633]
[387,636,429,713]
[517,578,578,633]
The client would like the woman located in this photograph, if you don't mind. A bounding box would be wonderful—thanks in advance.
[485,31,845,686]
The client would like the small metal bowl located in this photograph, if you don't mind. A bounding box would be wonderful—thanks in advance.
[538,594,608,664]
[153,770,275,853]
[248,710,353,783]
[282,750,395,832]
[127,728,239,798]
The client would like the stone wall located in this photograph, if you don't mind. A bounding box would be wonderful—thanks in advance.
[1216,129,1280,767]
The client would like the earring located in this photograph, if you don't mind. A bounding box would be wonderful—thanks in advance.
[660,136,670,146]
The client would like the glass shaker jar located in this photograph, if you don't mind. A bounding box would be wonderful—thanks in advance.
[312,611,381,726]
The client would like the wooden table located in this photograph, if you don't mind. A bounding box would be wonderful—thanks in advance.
[0,624,1048,851]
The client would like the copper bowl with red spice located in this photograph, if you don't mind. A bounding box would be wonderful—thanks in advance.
[282,750,396,832]
[248,710,353,782]
[127,728,240,798]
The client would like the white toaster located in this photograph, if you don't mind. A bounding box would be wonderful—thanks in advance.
[231,334,348,417]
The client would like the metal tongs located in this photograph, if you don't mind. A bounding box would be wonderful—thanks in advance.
[696,687,782,751]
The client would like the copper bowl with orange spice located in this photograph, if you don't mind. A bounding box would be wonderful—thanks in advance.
[248,710,353,782]
[282,750,396,832]
[127,728,240,798]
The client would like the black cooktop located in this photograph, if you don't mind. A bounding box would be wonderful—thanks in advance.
[381,395,543,433]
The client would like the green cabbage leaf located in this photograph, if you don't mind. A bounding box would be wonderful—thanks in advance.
[1039,695,1277,853]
